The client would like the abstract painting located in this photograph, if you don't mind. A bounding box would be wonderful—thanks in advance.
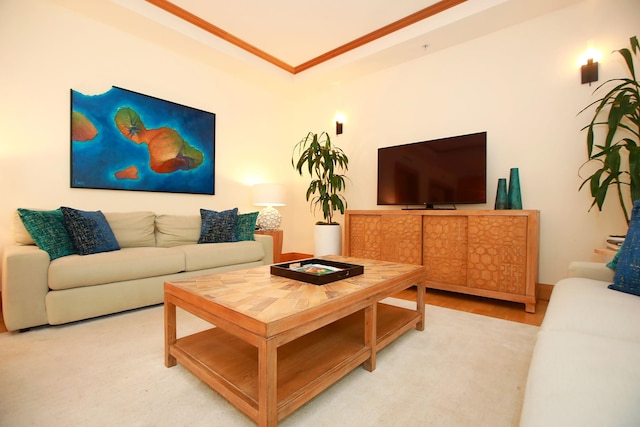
[70,86,215,194]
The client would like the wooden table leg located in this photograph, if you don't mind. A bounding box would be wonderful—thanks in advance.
[258,337,278,427]
[363,304,377,372]
[165,298,177,367]
[415,281,425,331]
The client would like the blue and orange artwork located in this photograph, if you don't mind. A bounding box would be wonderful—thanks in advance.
[70,86,215,194]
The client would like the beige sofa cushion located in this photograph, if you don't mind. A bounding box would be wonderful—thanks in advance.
[520,329,640,427]
[104,211,156,248]
[13,210,158,249]
[542,277,640,343]
[13,210,36,245]
[48,247,184,290]
[155,214,201,247]
[179,241,265,271]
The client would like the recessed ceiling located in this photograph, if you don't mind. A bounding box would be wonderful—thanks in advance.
[111,0,585,80]
[144,0,465,74]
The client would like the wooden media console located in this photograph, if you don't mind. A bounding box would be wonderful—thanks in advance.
[344,209,539,312]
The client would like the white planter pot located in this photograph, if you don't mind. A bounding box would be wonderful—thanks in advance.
[314,224,342,256]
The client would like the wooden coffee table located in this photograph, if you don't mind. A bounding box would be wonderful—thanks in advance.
[164,256,426,426]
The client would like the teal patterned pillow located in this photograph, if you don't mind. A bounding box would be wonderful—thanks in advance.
[61,207,120,255]
[236,211,258,241]
[606,249,621,270]
[609,200,640,296]
[198,208,239,243]
[17,208,76,260]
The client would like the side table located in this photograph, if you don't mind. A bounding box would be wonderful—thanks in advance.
[254,229,283,263]
[593,247,617,263]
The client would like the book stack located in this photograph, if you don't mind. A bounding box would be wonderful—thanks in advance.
[607,235,626,251]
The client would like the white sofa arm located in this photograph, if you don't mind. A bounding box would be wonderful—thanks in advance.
[1,245,50,331]
[568,261,615,282]
[254,234,274,265]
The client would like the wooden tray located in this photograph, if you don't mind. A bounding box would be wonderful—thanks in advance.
[270,258,364,285]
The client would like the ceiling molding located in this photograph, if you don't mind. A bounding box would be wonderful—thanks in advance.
[144,0,467,75]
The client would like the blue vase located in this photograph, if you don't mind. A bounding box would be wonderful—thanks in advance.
[508,168,522,209]
[495,178,508,210]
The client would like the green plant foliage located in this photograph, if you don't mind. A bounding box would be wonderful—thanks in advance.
[579,35,640,224]
[292,131,349,225]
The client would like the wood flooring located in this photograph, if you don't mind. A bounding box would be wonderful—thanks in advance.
[394,287,547,326]
[0,287,545,334]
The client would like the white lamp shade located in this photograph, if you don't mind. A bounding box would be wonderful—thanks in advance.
[252,183,286,207]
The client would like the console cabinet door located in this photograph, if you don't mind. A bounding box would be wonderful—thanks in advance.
[380,215,422,265]
[467,215,528,295]
[347,214,382,260]
[422,216,468,286]
[346,214,422,265]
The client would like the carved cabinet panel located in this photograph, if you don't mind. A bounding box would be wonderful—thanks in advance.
[380,215,423,265]
[347,214,381,260]
[344,210,539,313]
[346,214,422,265]
[467,216,528,295]
[423,216,468,286]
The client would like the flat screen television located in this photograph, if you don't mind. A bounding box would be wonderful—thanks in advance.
[377,131,487,208]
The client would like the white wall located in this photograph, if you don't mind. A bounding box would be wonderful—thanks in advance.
[0,0,296,257]
[1,0,638,286]
[287,0,640,284]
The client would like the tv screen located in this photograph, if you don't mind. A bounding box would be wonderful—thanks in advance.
[377,132,487,207]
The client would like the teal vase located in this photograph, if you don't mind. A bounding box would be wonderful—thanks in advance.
[495,178,508,210]
[508,168,522,209]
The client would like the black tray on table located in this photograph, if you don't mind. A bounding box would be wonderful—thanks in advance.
[270,258,364,285]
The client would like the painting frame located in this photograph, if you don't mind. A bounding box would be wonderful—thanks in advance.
[70,86,215,195]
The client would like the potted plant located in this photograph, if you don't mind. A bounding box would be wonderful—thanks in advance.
[579,35,640,225]
[292,131,349,255]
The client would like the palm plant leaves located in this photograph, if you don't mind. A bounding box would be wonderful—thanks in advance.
[579,36,640,224]
[292,131,349,224]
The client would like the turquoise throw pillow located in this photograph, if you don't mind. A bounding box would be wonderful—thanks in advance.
[198,208,239,243]
[17,208,76,260]
[609,200,640,296]
[236,211,258,241]
[61,207,120,255]
[606,249,621,270]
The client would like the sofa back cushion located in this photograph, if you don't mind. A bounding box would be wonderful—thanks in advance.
[155,214,200,247]
[14,210,36,245]
[104,211,156,248]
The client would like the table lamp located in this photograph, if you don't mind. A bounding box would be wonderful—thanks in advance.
[252,183,286,230]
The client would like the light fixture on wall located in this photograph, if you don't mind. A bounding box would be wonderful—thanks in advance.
[335,112,346,135]
[581,58,599,85]
[252,183,286,231]
[579,47,601,86]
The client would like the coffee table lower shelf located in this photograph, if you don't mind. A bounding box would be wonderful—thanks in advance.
[168,302,420,423]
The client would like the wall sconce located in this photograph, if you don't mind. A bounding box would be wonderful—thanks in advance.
[335,112,346,135]
[252,183,286,230]
[581,58,599,85]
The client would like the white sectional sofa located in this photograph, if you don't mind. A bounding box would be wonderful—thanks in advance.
[1,211,273,331]
[519,261,640,427]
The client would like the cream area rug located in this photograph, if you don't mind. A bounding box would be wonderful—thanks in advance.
[0,298,538,427]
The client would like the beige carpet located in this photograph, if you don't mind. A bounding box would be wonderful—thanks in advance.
[0,298,538,426]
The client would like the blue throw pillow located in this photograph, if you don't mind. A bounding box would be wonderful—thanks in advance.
[609,200,640,296]
[198,208,239,243]
[236,211,259,241]
[61,207,120,255]
[17,208,77,260]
